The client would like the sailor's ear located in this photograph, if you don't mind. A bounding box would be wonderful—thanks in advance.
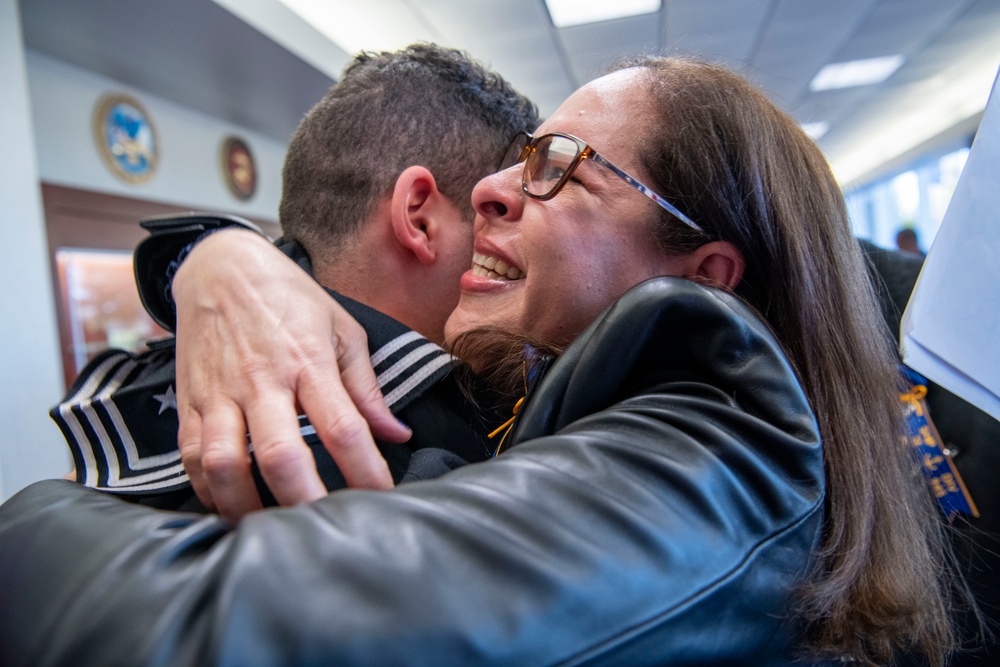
[390,165,443,264]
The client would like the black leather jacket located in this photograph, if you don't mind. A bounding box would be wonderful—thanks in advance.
[0,278,826,666]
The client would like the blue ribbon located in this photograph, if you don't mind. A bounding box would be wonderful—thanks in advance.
[900,366,979,520]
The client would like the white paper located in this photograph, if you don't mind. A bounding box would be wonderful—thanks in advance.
[900,66,1000,421]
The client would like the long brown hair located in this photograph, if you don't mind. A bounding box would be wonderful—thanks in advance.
[616,56,959,665]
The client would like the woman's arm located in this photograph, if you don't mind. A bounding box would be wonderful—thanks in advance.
[0,279,826,667]
[168,229,409,517]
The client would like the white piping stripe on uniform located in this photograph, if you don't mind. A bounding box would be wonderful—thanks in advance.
[382,354,455,408]
[70,333,451,492]
[370,331,426,368]
[62,351,129,405]
[59,406,100,488]
[83,384,181,474]
[100,467,192,493]
[57,354,137,487]
[105,461,187,488]
[77,359,144,488]
[105,394,182,471]
[375,343,445,397]
[59,352,182,488]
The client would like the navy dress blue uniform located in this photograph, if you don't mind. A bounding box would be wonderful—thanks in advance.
[53,214,498,511]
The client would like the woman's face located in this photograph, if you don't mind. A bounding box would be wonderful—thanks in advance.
[444,69,690,345]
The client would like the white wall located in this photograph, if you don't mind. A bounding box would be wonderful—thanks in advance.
[27,50,287,219]
[0,0,68,501]
[0,23,292,503]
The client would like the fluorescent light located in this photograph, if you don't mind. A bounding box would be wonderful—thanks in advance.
[277,0,435,54]
[829,61,995,186]
[801,122,830,140]
[545,0,661,28]
[810,55,905,91]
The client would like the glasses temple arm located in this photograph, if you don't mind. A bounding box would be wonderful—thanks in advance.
[589,152,705,234]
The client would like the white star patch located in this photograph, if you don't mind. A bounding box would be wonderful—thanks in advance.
[153,385,177,415]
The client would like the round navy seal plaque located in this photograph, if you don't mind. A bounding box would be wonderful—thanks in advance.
[93,94,159,184]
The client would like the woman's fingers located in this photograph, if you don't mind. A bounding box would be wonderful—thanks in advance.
[243,390,329,507]
[169,229,403,516]
[333,319,413,448]
[177,406,216,511]
[198,401,263,520]
[295,349,397,491]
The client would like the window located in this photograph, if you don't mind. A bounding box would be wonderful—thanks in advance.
[844,145,970,254]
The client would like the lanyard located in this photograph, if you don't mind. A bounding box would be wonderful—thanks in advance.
[900,366,979,520]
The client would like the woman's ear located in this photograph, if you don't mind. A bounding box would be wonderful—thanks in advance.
[685,241,745,291]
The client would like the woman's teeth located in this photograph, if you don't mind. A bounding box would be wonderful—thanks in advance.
[472,252,524,280]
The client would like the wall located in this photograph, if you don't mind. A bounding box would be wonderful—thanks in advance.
[0,0,67,501]
[0,29,290,502]
[27,50,286,220]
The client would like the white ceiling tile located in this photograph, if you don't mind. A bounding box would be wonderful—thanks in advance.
[835,0,974,63]
[557,13,662,83]
[750,0,875,103]
[664,0,772,62]
[409,0,574,115]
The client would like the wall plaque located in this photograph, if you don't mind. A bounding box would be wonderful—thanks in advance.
[93,94,159,184]
[220,135,257,200]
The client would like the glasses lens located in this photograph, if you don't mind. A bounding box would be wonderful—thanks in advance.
[524,135,581,198]
[498,132,530,172]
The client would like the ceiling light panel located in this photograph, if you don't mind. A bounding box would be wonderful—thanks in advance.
[277,0,436,54]
[545,0,661,28]
[749,0,871,106]
[809,55,906,91]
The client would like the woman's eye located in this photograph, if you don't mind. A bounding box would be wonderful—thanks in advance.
[544,165,567,181]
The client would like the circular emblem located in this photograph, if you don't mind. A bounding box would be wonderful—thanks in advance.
[93,94,159,184]
[220,136,257,201]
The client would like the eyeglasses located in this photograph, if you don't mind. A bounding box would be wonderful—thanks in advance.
[498,131,704,234]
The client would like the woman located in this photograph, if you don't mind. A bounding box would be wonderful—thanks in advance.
[0,58,958,666]
[449,57,956,664]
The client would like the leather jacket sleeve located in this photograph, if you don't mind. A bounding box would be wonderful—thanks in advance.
[0,278,825,666]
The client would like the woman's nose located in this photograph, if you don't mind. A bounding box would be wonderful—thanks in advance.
[472,167,523,222]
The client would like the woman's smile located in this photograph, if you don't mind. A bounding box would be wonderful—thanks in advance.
[469,251,524,281]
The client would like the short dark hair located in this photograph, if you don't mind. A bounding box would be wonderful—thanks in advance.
[279,43,539,257]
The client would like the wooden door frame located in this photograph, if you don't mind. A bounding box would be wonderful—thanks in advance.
[41,183,279,387]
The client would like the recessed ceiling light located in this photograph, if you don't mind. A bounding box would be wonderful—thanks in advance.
[276,0,432,54]
[801,122,830,140]
[809,55,906,91]
[545,0,662,28]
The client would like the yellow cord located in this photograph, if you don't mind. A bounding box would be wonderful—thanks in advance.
[488,396,524,455]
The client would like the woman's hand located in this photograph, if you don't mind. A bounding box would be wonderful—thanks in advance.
[171,230,410,520]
